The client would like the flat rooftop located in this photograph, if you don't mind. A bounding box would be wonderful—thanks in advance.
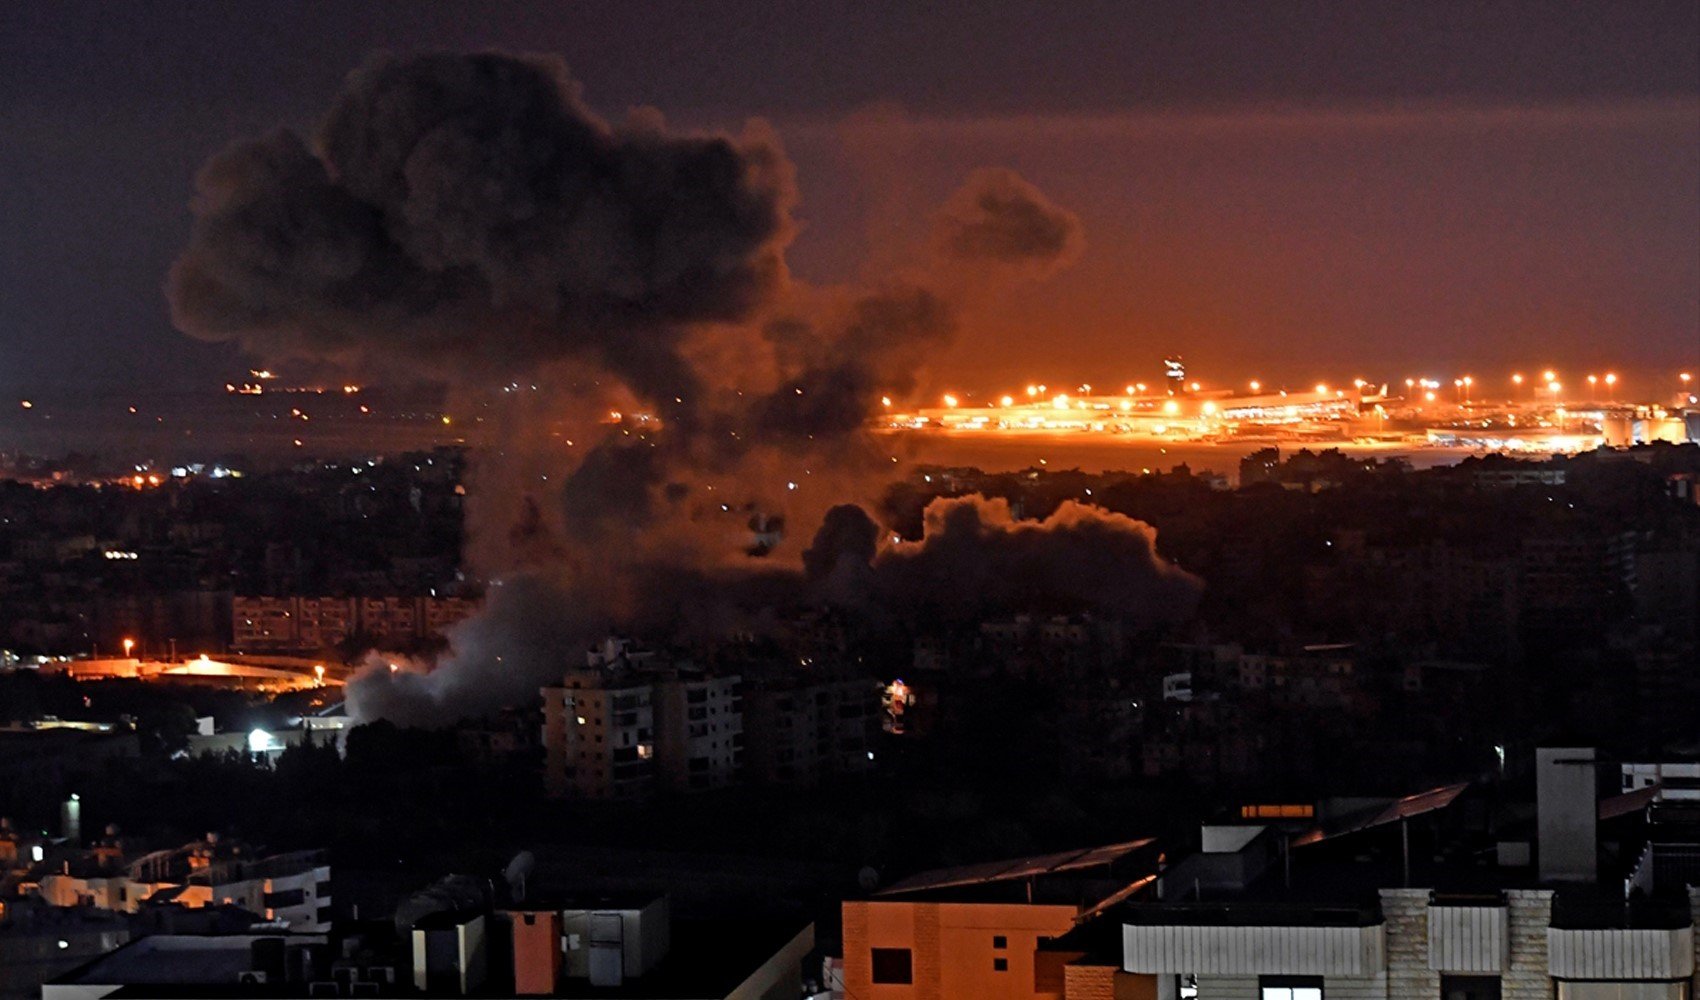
[50,933,329,987]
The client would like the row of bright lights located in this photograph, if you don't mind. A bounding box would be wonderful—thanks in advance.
[912,371,1694,410]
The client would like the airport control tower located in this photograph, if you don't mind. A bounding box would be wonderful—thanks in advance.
[1163,356,1186,394]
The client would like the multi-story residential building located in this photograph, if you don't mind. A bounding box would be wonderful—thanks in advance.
[542,652,657,801]
[232,595,478,652]
[742,672,877,788]
[540,640,888,800]
[654,670,744,793]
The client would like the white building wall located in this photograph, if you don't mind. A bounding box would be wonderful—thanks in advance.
[1547,927,1693,981]
[1429,904,1509,972]
[1122,923,1384,976]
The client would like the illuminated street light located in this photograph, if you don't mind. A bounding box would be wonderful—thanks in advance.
[1249,380,1261,392]
[999,395,1014,407]
[941,394,958,408]
[122,638,135,658]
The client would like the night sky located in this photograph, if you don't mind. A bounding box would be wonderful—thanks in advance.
[2,1,1696,395]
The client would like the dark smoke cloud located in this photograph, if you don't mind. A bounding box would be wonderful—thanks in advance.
[169,52,794,383]
[754,283,956,441]
[803,503,881,581]
[173,52,1111,725]
[932,167,1084,276]
[809,495,1201,628]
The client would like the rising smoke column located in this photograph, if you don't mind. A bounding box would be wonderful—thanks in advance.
[168,52,1137,725]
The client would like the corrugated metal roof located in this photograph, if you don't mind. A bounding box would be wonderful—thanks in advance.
[1291,782,1469,846]
[1598,784,1660,821]
[878,838,1155,895]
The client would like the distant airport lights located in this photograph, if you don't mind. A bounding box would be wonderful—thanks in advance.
[894,368,1667,414]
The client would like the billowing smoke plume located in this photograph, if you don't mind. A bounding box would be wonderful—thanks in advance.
[805,496,1201,627]
[167,52,1177,725]
[169,52,793,385]
[931,167,1084,277]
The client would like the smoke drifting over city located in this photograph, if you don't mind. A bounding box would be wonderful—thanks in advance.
[167,51,1190,725]
[931,167,1085,277]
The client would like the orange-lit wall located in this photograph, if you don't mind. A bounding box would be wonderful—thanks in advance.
[507,909,562,996]
[842,899,1079,1000]
[1063,963,1159,1000]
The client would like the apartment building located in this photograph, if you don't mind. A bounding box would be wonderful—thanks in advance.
[542,660,657,801]
[232,595,478,652]
[742,673,877,788]
[653,670,744,793]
